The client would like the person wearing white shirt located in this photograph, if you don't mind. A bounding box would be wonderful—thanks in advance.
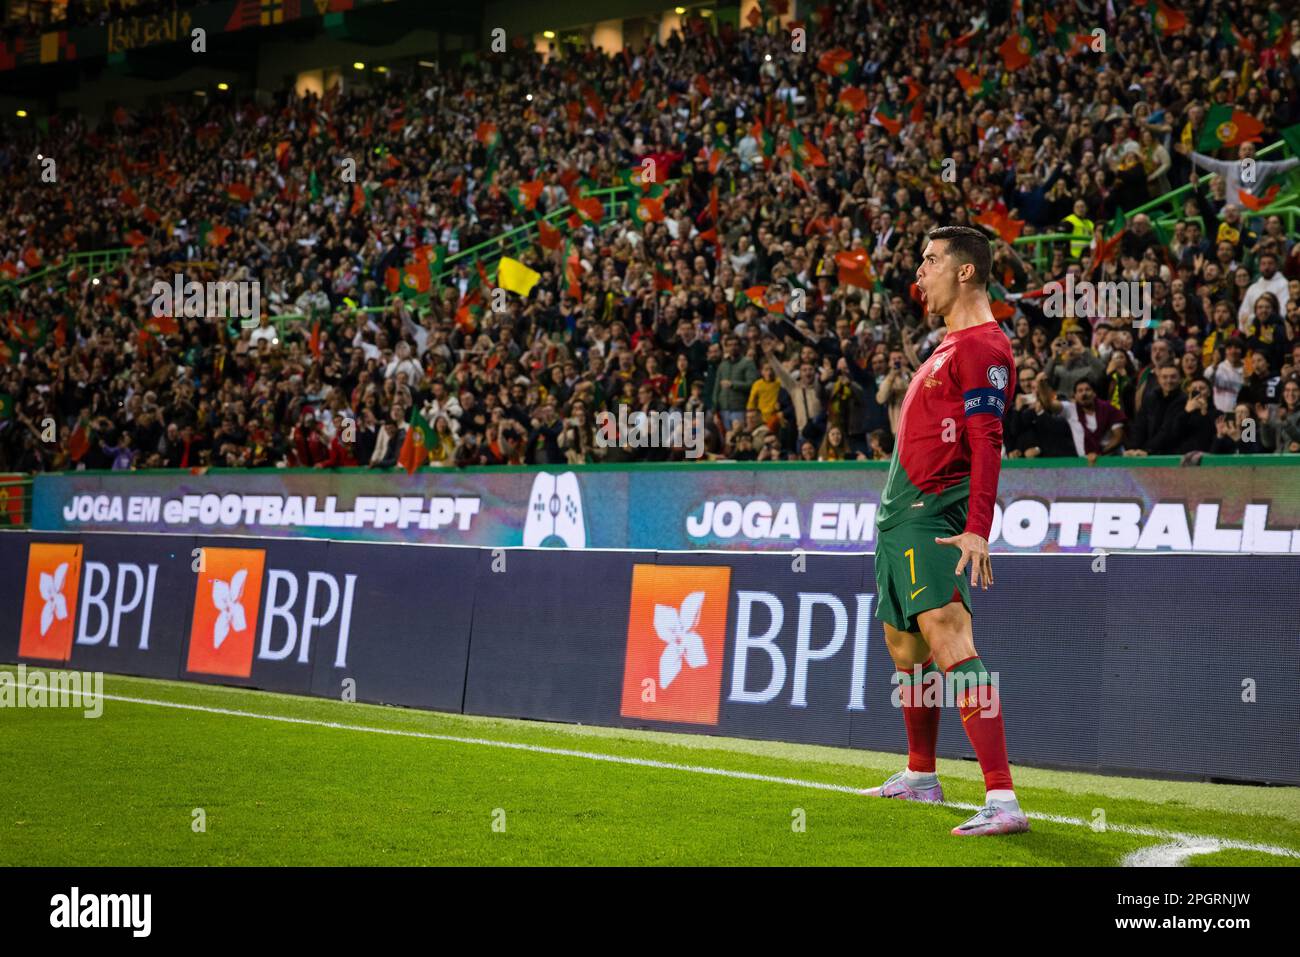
[1237,252,1289,330]
[1191,141,1300,205]
[1204,339,1246,415]
[385,341,423,388]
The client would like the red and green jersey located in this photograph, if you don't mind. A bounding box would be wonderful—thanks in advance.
[876,321,1015,539]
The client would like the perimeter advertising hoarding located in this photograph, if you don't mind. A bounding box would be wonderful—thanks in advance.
[2,533,476,712]
[4,531,1297,785]
[461,547,1300,784]
[30,462,1300,554]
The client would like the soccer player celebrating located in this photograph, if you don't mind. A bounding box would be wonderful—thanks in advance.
[862,226,1028,836]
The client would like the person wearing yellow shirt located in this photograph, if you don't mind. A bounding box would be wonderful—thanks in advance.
[1062,199,1094,260]
[747,363,782,429]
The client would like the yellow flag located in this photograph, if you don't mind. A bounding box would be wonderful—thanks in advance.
[497,257,541,296]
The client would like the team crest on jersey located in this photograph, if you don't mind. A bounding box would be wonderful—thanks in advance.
[986,365,1009,390]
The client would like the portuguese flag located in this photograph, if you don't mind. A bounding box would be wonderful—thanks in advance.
[414,243,447,280]
[787,129,827,168]
[350,184,368,216]
[630,194,666,227]
[835,250,874,288]
[1198,105,1264,151]
[400,261,431,298]
[1149,1,1187,36]
[563,239,584,299]
[871,103,902,137]
[1238,185,1280,211]
[622,166,663,195]
[475,121,502,151]
[397,407,435,475]
[537,219,563,251]
[816,48,856,78]
[570,194,604,226]
[837,87,867,113]
[976,208,1026,244]
[507,180,544,213]
[1219,15,1255,53]
[955,68,996,99]
[998,28,1036,71]
[653,263,674,292]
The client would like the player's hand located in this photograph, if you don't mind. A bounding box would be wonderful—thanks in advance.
[935,531,993,590]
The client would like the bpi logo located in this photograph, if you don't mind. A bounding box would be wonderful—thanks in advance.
[620,564,731,725]
[19,543,84,661]
[187,548,266,677]
[185,547,358,678]
[19,543,161,662]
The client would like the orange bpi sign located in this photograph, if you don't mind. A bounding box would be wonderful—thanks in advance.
[620,564,730,726]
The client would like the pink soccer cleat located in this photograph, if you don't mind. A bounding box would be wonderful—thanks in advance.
[860,770,945,803]
[950,801,1031,836]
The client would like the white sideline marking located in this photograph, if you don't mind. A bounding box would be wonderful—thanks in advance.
[12,684,1299,865]
[1120,840,1228,867]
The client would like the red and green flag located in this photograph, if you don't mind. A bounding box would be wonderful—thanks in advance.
[976,208,1026,244]
[1149,1,1187,36]
[871,103,902,137]
[397,407,435,475]
[1219,15,1255,52]
[622,166,664,195]
[350,184,368,216]
[570,194,604,226]
[508,179,544,213]
[835,250,874,288]
[837,87,867,113]
[1198,105,1264,151]
[998,28,1036,71]
[787,129,828,168]
[563,239,584,299]
[1238,185,1280,211]
[537,219,563,251]
[475,121,502,152]
[630,194,666,227]
[816,48,856,78]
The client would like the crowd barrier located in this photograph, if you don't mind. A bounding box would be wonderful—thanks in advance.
[3,530,1296,785]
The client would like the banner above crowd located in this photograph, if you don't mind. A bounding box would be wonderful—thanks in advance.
[29,461,1300,555]
[1,0,393,72]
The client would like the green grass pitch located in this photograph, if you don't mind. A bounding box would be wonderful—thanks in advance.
[1,666,1297,866]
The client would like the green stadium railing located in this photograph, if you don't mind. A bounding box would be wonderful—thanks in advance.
[0,247,133,300]
[1010,137,1299,273]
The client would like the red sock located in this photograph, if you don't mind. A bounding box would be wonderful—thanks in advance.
[898,657,941,773]
[948,657,1013,792]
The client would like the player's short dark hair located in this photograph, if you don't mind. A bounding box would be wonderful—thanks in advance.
[927,225,992,287]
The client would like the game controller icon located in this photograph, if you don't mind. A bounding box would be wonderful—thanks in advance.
[522,471,587,548]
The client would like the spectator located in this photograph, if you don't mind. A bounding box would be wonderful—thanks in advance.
[712,335,757,432]
[1204,338,1247,415]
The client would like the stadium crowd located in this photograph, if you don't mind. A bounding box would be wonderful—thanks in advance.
[2,0,1300,473]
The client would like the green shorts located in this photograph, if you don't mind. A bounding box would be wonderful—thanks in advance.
[874,511,972,633]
